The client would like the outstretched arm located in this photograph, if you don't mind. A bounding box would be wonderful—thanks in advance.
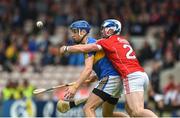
[64,55,94,100]
[59,43,102,55]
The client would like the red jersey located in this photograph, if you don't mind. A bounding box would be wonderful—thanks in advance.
[96,35,144,78]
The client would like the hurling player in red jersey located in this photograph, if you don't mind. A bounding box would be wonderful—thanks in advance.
[59,19,157,117]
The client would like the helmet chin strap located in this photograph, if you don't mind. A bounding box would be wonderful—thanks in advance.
[75,29,87,44]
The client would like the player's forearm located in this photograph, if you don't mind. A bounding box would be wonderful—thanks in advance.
[86,74,98,83]
[67,44,100,53]
[75,68,92,89]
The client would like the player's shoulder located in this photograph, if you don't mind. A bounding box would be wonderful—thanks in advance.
[111,35,129,44]
[87,37,96,44]
[110,35,124,39]
[96,38,108,45]
[96,38,105,42]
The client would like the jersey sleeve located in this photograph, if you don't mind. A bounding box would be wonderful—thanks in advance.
[96,39,104,45]
[85,38,96,58]
[96,39,106,50]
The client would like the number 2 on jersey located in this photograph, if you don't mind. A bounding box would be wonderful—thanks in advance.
[123,44,136,59]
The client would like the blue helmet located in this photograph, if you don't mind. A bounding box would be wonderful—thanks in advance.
[101,19,121,36]
[70,20,91,33]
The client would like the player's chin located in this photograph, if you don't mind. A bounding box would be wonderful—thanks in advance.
[101,34,108,38]
[72,36,76,39]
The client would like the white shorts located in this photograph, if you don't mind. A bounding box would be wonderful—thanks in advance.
[95,75,123,98]
[123,71,149,94]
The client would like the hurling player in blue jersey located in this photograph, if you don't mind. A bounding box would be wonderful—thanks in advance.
[61,20,128,117]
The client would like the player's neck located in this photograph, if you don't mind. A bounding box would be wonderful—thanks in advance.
[81,36,88,44]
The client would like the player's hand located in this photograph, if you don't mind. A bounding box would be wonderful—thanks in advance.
[64,85,78,100]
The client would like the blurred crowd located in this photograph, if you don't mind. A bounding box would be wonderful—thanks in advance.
[0,0,179,71]
[148,73,180,116]
[0,0,179,116]
[1,79,35,100]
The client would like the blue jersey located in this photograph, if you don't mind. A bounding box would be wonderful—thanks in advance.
[84,37,119,80]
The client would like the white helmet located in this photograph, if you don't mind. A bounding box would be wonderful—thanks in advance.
[101,19,121,37]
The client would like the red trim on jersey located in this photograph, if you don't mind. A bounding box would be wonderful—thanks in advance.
[123,77,130,94]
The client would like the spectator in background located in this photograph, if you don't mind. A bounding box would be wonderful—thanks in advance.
[18,44,31,72]
[163,74,176,95]
[163,74,177,111]
[41,46,55,66]
[12,81,23,100]
[156,30,166,57]
[148,61,164,116]
[5,42,18,64]
[39,31,55,66]
[138,40,154,64]
[1,79,23,100]
[154,41,163,61]
[37,31,50,53]
[28,36,38,53]
[1,79,35,101]
[172,83,180,106]
[1,79,14,101]
[159,76,179,116]
[20,79,35,99]
[171,83,180,116]
[148,74,179,116]
[150,60,162,94]
[163,42,175,69]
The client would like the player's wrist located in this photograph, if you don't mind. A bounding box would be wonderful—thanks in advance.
[63,46,69,53]
[72,83,79,90]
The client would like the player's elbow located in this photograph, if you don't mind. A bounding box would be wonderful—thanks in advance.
[92,44,101,51]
